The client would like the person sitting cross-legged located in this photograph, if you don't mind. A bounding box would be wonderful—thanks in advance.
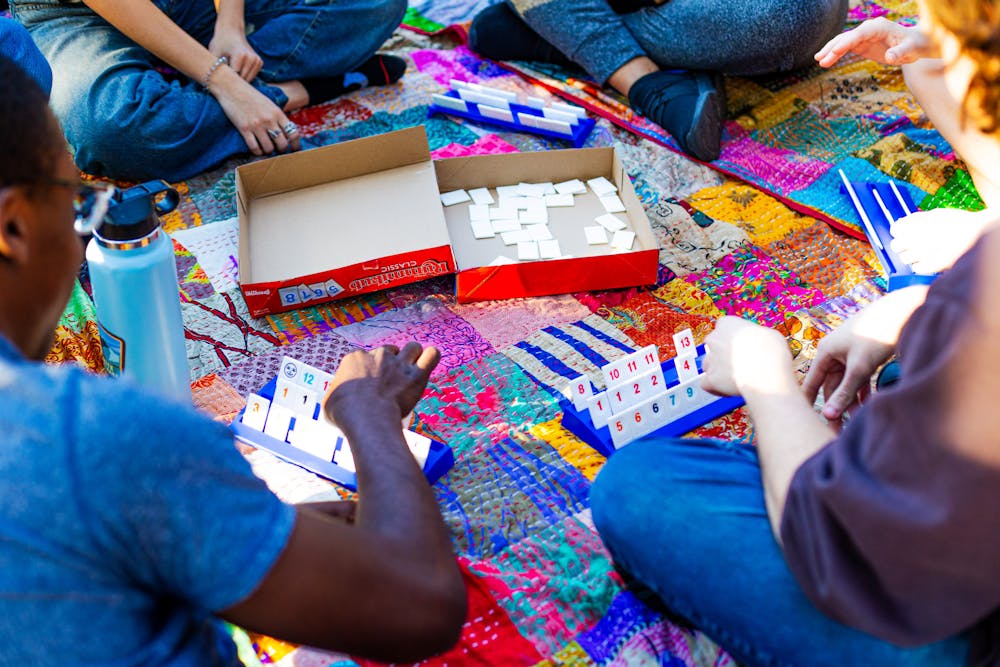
[0,55,465,666]
[9,0,409,182]
[468,0,848,162]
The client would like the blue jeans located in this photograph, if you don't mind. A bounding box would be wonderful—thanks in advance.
[0,17,51,94]
[590,437,970,667]
[10,0,406,181]
[510,0,848,84]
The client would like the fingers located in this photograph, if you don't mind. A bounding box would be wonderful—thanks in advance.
[415,346,441,374]
[235,53,263,82]
[802,353,836,404]
[398,341,423,363]
[278,114,302,152]
[240,129,263,156]
[821,365,869,419]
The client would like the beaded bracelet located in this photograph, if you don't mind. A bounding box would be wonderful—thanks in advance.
[202,55,230,88]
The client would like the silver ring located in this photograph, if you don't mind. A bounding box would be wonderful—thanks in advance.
[267,128,282,139]
[282,122,299,136]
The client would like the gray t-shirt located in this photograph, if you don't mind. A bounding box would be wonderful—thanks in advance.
[0,338,296,665]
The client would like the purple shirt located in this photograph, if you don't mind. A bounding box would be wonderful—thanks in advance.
[782,237,1000,665]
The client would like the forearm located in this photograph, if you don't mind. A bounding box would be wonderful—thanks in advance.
[742,380,836,542]
[214,0,245,35]
[337,401,454,563]
[84,0,219,82]
[854,284,930,347]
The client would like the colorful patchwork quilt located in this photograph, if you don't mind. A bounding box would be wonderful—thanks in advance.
[47,0,977,664]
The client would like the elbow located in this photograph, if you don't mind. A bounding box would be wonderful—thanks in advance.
[366,564,468,662]
[418,578,468,657]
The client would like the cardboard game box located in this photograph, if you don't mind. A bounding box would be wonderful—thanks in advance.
[236,126,658,316]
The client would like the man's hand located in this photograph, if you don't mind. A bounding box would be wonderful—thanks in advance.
[890,207,996,274]
[701,316,796,398]
[801,285,929,421]
[209,22,263,82]
[801,322,891,422]
[324,343,440,432]
[815,17,935,68]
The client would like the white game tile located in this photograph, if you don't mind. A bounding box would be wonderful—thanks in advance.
[611,229,636,251]
[471,219,496,239]
[544,193,575,207]
[584,226,609,245]
[587,176,618,196]
[554,178,587,195]
[595,213,628,232]
[468,203,490,221]
[525,224,553,241]
[538,239,562,259]
[600,194,626,213]
[517,241,540,260]
[440,189,471,206]
[468,187,494,205]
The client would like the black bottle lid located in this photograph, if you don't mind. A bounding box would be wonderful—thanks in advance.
[94,180,179,243]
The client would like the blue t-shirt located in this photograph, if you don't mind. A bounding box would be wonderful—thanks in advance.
[0,337,296,665]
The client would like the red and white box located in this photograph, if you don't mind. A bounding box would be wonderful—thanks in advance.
[236,126,657,316]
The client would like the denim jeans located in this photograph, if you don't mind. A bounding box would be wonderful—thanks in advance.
[10,0,406,181]
[0,17,51,94]
[509,0,848,84]
[590,437,970,667]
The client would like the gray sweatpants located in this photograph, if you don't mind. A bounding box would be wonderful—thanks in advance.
[510,0,849,84]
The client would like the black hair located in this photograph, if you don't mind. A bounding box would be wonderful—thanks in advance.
[0,55,63,188]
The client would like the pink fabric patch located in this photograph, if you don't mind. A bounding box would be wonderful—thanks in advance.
[720,134,832,194]
[432,134,521,159]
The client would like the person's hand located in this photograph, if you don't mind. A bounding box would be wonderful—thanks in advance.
[815,17,935,68]
[890,207,995,274]
[323,343,440,430]
[209,23,263,82]
[208,66,301,155]
[700,317,796,397]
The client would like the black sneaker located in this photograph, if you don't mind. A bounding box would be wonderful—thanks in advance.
[628,69,725,162]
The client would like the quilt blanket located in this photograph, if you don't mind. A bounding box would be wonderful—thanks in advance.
[44,1,972,665]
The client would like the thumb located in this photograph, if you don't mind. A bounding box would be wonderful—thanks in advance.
[821,366,869,418]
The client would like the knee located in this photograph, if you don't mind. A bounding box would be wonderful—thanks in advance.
[368,0,407,35]
[0,19,52,94]
[591,439,687,556]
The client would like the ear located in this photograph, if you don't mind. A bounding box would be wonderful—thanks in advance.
[0,187,31,265]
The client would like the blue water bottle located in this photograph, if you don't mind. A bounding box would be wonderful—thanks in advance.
[86,181,191,401]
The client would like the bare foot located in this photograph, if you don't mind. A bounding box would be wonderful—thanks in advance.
[275,80,309,111]
[607,56,660,97]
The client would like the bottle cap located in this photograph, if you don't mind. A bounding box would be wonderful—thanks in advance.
[93,180,179,244]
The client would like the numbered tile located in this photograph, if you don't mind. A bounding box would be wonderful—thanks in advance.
[586,391,611,427]
[608,415,633,449]
[675,354,700,384]
[241,393,270,431]
[403,430,432,468]
[644,396,672,430]
[564,375,594,411]
[273,377,319,418]
[279,356,332,393]
[287,418,340,461]
[601,344,659,387]
[607,366,666,413]
[334,441,356,472]
[263,404,294,442]
[672,328,696,359]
